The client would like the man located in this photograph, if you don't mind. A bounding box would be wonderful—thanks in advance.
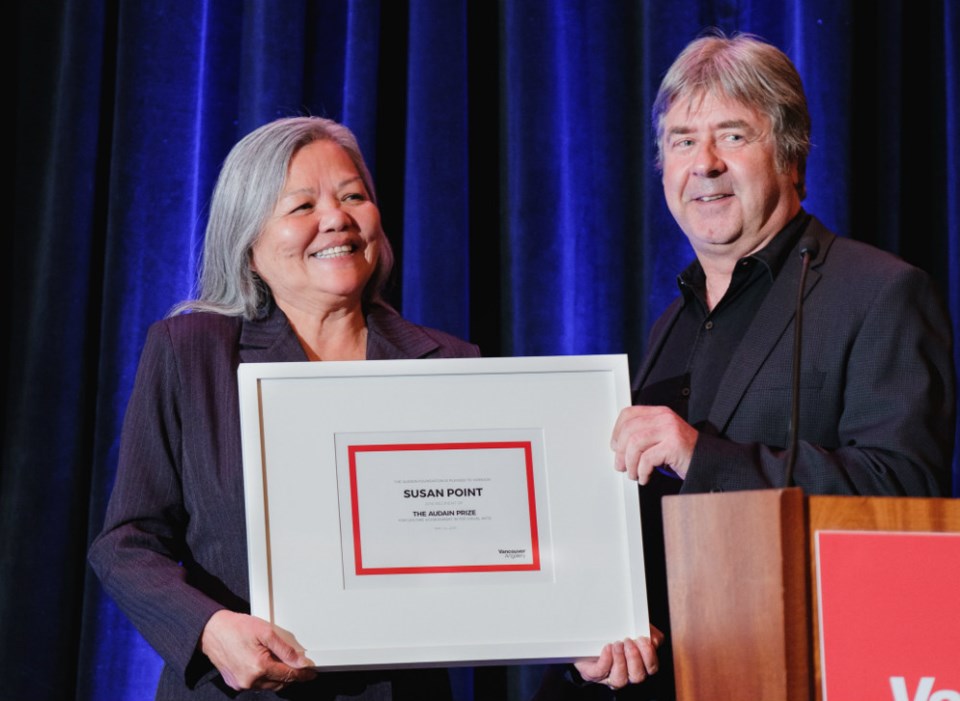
[574,32,955,698]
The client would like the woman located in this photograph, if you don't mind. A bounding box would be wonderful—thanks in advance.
[89,117,479,700]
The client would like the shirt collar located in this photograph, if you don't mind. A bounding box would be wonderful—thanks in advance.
[677,209,810,295]
[749,209,810,279]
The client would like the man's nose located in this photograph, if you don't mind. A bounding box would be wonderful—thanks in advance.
[692,141,726,177]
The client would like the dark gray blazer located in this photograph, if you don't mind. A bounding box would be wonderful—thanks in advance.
[633,215,955,496]
[89,304,479,700]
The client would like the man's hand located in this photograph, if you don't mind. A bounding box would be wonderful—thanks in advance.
[574,628,664,690]
[611,406,698,483]
[200,610,317,692]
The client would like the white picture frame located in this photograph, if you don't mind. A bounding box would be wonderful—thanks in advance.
[238,354,647,669]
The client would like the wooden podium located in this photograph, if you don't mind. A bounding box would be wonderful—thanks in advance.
[662,489,960,701]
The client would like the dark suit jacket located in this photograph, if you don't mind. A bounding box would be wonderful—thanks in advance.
[89,304,479,701]
[634,215,956,496]
[608,215,958,701]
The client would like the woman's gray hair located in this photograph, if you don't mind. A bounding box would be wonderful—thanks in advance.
[652,31,811,199]
[171,116,394,318]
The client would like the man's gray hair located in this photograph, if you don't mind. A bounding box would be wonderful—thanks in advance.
[652,32,811,199]
[172,116,394,318]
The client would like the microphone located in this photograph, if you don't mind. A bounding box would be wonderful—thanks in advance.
[798,236,820,260]
[784,235,820,488]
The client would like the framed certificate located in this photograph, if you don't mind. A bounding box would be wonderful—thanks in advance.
[238,355,647,669]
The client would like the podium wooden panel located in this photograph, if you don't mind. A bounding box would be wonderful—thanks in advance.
[662,489,960,701]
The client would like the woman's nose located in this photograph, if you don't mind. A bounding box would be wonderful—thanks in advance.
[317,202,352,232]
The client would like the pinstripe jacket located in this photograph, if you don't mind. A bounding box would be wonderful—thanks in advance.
[89,304,478,700]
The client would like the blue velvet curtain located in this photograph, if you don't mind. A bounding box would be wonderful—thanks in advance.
[5,1,958,699]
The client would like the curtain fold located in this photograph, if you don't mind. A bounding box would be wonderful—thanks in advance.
[6,1,111,698]
[402,0,471,338]
[6,2,959,699]
[501,1,648,357]
[341,0,381,157]
[949,1,960,298]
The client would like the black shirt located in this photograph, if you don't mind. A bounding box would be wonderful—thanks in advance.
[637,211,810,428]
[631,211,809,701]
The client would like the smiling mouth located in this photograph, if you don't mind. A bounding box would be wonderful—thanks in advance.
[695,194,732,202]
[312,244,357,260]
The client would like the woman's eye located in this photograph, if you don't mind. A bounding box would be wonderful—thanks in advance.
[343,192,366,203]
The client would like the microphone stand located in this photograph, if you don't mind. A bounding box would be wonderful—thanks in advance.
[784,237,819,488]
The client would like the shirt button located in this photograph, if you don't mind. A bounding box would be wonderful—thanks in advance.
[681,387,691,397]
[704,320,714,330]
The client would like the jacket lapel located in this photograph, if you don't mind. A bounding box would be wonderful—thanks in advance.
[236,304,441,363]
[706,217,834,433]
[632,297,685,395]
[238,306,308,364]
[366,306,442,360]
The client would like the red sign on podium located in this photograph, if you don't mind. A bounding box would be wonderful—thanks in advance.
[816,531,960,701]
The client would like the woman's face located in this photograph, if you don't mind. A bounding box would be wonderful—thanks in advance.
[251,140,382,315]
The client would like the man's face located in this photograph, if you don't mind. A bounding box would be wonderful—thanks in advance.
[660,92,801,264]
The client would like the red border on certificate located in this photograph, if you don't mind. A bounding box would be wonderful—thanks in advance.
[348,441,540,576]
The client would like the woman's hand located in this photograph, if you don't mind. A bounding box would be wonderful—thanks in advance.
[200,610,318,692]
[573,627,664,691]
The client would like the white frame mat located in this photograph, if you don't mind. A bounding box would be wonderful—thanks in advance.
[238,354,648,669]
